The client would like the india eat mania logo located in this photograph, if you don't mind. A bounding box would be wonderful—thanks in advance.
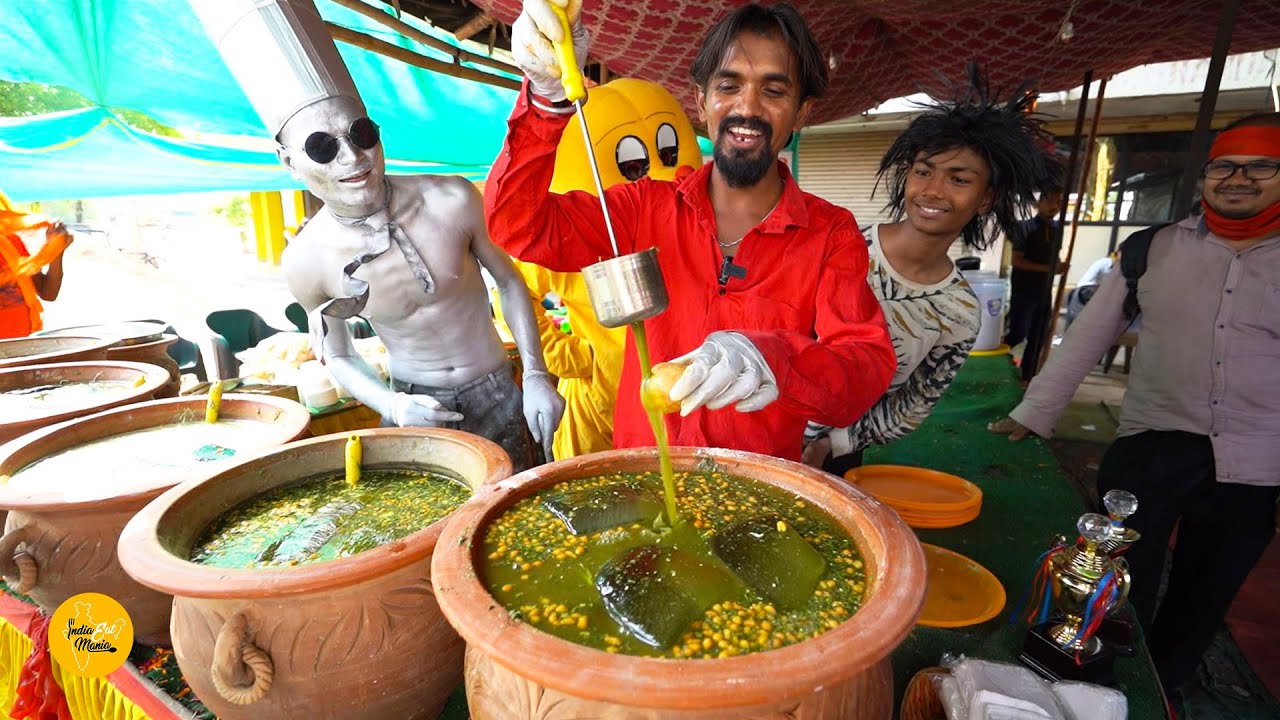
[49,592,133,677]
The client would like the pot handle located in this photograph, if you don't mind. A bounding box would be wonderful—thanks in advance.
[0,527,37,595]
[211,611,274,705]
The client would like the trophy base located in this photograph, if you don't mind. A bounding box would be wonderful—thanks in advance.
[1098,616,1137,657]
[1019,622,1117,685]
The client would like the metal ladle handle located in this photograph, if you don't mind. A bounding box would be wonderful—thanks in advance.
[550,5,621,258]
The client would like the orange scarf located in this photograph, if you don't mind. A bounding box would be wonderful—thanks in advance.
[0,208,53,335]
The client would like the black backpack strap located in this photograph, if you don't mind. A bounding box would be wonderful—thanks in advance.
[1118,223,1170,321]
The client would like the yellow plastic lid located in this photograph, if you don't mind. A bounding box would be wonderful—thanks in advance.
[916,543,1006,628]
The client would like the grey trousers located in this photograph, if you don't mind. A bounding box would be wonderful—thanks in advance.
[392,364,537,473]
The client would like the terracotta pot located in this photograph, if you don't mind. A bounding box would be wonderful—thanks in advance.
[118,428,513,720]
[0,336,113,370]
[0,361,170,445]
[0,395,311,644]
[106,335,181,398]
[432,447,927,719]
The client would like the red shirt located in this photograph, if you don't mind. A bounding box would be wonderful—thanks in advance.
[484,87,895,461]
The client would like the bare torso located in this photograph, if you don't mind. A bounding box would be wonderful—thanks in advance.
[285,175,507,387]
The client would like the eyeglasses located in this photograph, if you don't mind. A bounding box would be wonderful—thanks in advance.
[1201,159,1280,181]
[297,117,380,164]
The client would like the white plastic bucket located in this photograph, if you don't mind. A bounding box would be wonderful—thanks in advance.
[966,273,1008,352]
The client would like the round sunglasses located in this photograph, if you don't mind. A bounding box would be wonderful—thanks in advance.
[299,117,381,164]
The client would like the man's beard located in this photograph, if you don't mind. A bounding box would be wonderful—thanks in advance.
[713,116,775,188]
[1205,184,1262,218]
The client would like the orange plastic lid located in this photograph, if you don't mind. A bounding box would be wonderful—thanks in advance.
[916,543,1006,628]
[845,465,982,513]
[895,504,981,529]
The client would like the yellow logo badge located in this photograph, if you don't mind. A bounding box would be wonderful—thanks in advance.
[48,592,133,678]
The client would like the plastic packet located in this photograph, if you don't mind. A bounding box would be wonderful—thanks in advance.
[1052,681,1127,720]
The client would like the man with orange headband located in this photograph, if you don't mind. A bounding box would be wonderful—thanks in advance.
[0,193,73,339]
[991,112,1280,697]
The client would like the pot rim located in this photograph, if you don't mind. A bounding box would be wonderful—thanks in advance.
[104,334,178,353]
[118,427,513,599]
[0,335,115,369]
[0,393,312,511]
[431,446,927,710]
[0,360,171,429]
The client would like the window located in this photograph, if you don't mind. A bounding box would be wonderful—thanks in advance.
[1057,132,1193,226]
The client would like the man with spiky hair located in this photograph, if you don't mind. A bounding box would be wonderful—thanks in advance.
[804,71,1061,474]
[485,1,897,461]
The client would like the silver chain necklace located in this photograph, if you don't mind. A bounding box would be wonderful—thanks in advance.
[715,196,782,250]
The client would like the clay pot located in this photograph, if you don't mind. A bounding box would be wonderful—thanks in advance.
[39,322,181,397]
[0,361,170,445]
[0,336,113,370]
[118,428,513,720]
[432,447,928,720]
[106,335,181,398]
[0,395,311,644]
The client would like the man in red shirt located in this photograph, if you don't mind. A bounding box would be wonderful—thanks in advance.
[485,1,895,460]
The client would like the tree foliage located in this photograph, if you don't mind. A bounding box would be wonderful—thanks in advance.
[0,80,178,136]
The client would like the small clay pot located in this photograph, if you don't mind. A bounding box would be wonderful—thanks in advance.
[0,395,311,644]
[0,336,113,370]
[0,361,170,445]
[432,447,927,719]
[118,428,513,720]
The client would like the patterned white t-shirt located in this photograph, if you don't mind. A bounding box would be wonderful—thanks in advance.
[808,224,981,456]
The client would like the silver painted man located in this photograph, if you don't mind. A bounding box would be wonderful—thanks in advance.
[193,0,564,471]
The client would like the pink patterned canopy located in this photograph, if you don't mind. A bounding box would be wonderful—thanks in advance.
[473,0,1280,125]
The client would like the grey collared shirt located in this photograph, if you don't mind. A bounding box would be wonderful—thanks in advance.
[1012,215,1280,486]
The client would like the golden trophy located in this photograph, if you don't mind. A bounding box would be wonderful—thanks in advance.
[1019,512,1129,684]
[1097,489,1140,653]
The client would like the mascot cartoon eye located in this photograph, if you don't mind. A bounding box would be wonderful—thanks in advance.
[656,123,679,167]
[615,135,650,181]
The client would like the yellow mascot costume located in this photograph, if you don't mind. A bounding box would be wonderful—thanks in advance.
[516,78,702,459]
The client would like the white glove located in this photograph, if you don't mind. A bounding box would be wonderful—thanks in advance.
[390,392,464,427]
[511,0,588,102]
[667,331,778,416]
[522,370,566,461]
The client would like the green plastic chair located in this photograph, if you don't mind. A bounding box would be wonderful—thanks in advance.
[285,302,309,333]
[206,309,285,379]
[285,302,376,339]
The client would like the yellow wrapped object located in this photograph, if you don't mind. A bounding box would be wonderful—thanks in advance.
[345,434,361,488]
[205,381,223,423]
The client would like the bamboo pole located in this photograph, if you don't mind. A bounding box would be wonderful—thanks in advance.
[454,12,496,42]
[1173,0,1240,218]
[327,23,522,92]
[1037,76,1108,372]
[327,0,518,77]
[1022,69,1090,378]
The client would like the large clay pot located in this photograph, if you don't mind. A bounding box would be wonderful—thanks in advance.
[0,361,170,445]
[0,395,311,644]
[432,447,928,719]
[0,336,113,370]
[106,335,181,398]
[40,322,181,397]
[118,428,513,720]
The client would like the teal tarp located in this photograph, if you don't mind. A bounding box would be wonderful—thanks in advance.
[0,0,519,201]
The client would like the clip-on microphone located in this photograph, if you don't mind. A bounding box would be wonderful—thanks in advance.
[718,257,747,286]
